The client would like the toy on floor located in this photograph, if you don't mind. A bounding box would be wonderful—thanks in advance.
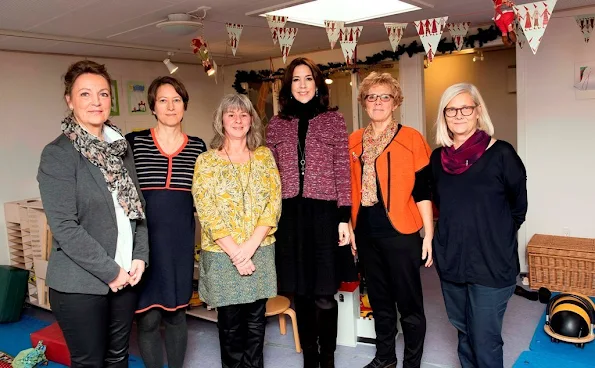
[11,341,47,368]
[492,0,517,46]
[360,294,373,319]
[544,292,595,348]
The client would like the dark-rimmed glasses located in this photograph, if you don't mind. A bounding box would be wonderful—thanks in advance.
[444,105,478,118]
[365,94,394,103]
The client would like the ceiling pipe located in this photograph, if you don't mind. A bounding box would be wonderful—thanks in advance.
[0,29,239,59]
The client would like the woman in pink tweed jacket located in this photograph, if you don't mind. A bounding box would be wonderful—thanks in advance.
[266,57,356,368]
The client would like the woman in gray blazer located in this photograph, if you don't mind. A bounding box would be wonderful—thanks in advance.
[37,60,149,368]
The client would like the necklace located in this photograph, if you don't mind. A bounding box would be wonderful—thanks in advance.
[297,141,306,176]
[223,148,252,212]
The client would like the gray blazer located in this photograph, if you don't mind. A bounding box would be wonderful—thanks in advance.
[37,134,149,295]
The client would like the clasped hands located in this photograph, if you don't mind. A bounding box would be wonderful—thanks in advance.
[108,259,145,293]
[230,239,259,276]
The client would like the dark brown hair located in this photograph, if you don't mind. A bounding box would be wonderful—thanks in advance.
[147,76,189,119]
[63,60,112,99]
[278,57,335,118]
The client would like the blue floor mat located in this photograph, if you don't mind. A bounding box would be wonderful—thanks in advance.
[0,315,145,368]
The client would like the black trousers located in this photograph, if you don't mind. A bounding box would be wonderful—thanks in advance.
[356,230,426,368]
[49,287,137,368]
[217,299,267,368]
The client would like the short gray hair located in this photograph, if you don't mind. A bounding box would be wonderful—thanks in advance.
[435,83,494,147]
[210,94,264,151]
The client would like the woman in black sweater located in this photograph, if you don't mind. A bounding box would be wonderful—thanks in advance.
[431,83,527,368]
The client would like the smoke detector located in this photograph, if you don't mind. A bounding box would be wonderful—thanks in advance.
[156,13,204,36]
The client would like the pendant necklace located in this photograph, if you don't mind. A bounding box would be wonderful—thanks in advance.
[223,148,252,212]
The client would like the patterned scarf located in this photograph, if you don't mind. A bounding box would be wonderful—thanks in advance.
[61,116,145,220]
[440,129,491,175]
[361,120,398,207]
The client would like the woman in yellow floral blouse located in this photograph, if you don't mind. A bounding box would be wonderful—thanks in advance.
[192,93,281,368]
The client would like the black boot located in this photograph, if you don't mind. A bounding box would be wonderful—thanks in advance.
[317,298,338,368]
[295,296,319,368]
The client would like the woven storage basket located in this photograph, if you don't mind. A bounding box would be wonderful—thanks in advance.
[527,234,595,296]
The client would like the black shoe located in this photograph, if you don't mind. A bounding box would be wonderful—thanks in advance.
[364,357,397,368]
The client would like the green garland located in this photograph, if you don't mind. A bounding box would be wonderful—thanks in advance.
[233,25,500,94]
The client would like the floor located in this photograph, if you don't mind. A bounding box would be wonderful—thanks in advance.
[24,267,545,368]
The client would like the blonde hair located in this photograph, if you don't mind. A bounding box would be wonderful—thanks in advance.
[210,94,264,151]
[357,72,404,107]
[435,83,494,147]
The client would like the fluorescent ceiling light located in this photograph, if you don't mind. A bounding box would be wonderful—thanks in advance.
[261,0,420,28]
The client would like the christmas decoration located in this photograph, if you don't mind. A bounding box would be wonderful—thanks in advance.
[278,28,298,64]
[414,17,448,64]
[492,0,517,46]
[266,15,288,45]
[447,22,471,51]
[324,20,345,49]
[339,26,363,65]
[575,14,595,43]
[232,26,500,94]
[384,23,408,52]
[513,0,557,54]
[225,23,243,56]
[191,36,216,76]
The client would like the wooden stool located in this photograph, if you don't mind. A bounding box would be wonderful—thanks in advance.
[265,296,301,353]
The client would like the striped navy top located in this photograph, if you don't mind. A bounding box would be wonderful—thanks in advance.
[125,129,206,191]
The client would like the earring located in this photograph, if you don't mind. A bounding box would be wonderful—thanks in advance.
[315,88,319,97]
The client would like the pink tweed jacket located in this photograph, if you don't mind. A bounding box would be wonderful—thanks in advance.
[266,111,351,207]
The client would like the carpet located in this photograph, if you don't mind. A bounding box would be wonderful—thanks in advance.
[513,297,595,368]
[0,315,145,368]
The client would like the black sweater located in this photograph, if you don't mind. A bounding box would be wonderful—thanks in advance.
[431,140,528,288]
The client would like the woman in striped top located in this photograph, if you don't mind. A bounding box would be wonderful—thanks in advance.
[125,76,206,368]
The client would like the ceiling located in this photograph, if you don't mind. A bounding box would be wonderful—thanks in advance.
[0,0,592,66]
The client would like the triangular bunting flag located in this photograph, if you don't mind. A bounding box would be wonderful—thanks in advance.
[575,14,595,43]
[447,22,470,51]
[266,15,288,45]
[414,17,448,65]
[225,23,243,56]
[339,26,363,66]
[278,27,298,64]
[324,20,345,49]
[384,23,408,52]
[514,19,527,49]
[513,0,557,54]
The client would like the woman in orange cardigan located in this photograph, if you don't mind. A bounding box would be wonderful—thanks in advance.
[349,72,433,368]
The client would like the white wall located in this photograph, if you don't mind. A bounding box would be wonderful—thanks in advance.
[516,11,595,271]
[0,51,222,265]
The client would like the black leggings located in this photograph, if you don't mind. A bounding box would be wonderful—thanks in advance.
[136,308,188,368]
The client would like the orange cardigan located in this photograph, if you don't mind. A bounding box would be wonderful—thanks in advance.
[349,125,431,234]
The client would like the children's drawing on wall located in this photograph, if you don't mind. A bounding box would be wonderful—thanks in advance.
[574,62,595,100]
[110,80,120,116]
[126,81,149,115]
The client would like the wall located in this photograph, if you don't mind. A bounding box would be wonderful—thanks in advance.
[0,51,222,265]
[516,10,595,270]
[424,48,517,150]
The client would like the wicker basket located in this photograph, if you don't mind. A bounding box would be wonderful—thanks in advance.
[527,234,595,296]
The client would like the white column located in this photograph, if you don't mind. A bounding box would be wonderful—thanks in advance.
[398,53,426,135]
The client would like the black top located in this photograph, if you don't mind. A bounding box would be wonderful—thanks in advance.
[430,140,528,288]
[295,99,351,223]
[358,125,432,238]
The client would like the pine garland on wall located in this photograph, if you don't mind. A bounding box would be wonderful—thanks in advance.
[233,26,500,94]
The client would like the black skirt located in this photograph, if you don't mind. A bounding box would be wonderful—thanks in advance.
[275,196,357,296]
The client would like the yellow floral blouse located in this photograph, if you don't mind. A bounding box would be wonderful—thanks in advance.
[192,146,282,252]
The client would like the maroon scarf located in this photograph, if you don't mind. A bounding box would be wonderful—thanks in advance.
[441,129,491,174]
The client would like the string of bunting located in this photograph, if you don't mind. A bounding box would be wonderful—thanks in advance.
[233,25,500,94]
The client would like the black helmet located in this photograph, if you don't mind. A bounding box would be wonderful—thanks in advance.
[544,292,595,348]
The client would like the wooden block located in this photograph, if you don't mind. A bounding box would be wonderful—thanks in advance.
[3,202,21,223]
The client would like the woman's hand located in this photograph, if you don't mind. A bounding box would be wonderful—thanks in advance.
[422,237,433,268]
[237,238,259,263]
[108,267,131,293]
[235,259,256,276]
[338,222,350,246]
[129,259,146,286]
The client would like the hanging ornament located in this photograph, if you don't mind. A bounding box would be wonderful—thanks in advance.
[575,14,595,44]
[266,15,288,45]
[191,36,216,76]
[512,0,557,54]
[447,22,471,51]
[225,23,243,56]
[384,23,408,52]
[278,27,298,64]
[414,17,448,65]
[339,26,363,66]
[324,20,345,49]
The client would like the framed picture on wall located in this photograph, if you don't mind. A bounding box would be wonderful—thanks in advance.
[110,80,120,116]
[126,80,149,115]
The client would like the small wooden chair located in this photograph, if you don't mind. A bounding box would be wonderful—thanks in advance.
[265,295,301,353]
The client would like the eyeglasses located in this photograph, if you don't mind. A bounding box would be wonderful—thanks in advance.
[444,105,478,118]
[365,94,394,103]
